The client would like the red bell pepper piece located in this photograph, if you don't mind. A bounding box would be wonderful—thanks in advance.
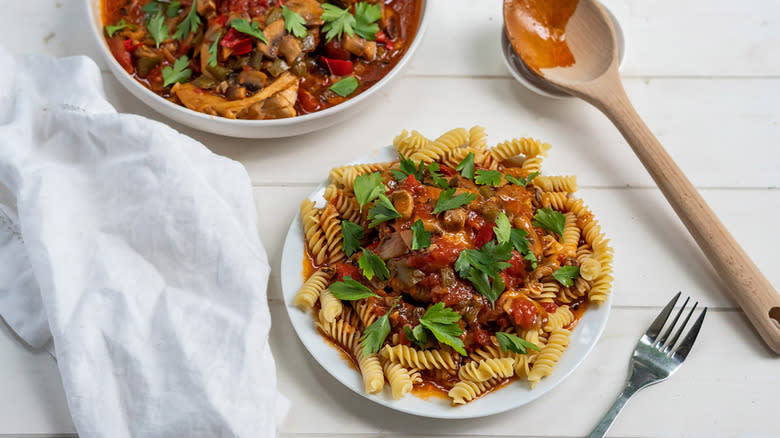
[321,57,353,76]
[385,40,395,51]
[375,31,387,43]
[474,222,495,248]
[220,27,253,56]
[123,39,141,52]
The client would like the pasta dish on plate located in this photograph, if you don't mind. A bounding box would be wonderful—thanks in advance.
[293,127,614,405]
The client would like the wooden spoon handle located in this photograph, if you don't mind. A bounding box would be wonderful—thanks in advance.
[595,83,780,354]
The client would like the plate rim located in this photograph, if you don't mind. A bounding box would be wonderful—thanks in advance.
[280,145,612,419]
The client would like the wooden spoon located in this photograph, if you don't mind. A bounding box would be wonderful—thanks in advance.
[504,0,780,353]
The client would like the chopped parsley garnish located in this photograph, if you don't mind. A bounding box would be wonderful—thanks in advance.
[426,162,450,189]
[465,268,505,306]
[552,266,580,287]
[496,332,540,354]
[505,171,539,187]
[321,3,355,42]
[329,76,360,97]
[173,0,201,40]
[341,220,364,257]
[474,169,502,187]
[321,2,381,42]
[207,32,221,67]
[147,11,168,47]
[431,188,477,214]
[282,5,308,38]
[230,18,268,43]
[367,194,401,227]
[162,56,192,87]
[532,207,567,239]
[509,228,537,269]
[397,154,423,181]
[328,276,378,300]
[360,297,400,356]
[358,248,389,281]
[403,324,428,349]
[106,19,132,37]
[456,152,475,180]
[353,172,385,209]
[417,303,466,356]
[353,2,382,40]
[455,241,513,278]
[410,219,431,250]
[166,0,181,17]
[493,212,511,244]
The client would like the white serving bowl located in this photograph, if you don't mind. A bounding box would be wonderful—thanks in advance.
[86,0,429,138]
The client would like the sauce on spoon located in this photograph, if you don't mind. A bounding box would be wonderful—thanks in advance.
[503,0,578,74]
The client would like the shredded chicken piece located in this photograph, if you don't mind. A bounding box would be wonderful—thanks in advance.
[342,34,377,60]
[285,0,324,25]
[172,72,298,119]
[247,79,299,119]
[279,35,303,64]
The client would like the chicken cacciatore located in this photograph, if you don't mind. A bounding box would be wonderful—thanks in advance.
[102,0,422,119]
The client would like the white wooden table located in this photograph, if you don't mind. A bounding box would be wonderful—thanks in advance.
[2,0,779,437]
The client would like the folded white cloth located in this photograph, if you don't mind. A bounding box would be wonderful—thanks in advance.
[0,51,288,437]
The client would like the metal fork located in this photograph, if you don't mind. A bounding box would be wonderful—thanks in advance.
[587,292,708,438]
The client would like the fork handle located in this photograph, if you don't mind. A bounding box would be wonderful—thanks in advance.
[586,384,640,438]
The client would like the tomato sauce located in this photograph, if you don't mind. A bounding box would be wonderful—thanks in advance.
[503,0,578,74]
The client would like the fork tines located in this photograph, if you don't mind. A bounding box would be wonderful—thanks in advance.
[646,291,707,360]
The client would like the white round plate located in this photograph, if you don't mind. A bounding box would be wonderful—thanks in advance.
[280,146,612,418]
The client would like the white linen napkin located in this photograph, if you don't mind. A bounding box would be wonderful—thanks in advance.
[0,50,288,437]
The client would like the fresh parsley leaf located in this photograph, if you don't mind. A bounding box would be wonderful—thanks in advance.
[230,17,267,43]
[505,171,539,187]
[426,162,450,189]
[532,207,567,239]
[552,265,579,287]
[282,5,308,38]
[454,241,513,278]
[509,228,537,269]
[106,19,132,37]
[390,169,407,181]
[360,297,400,356]
[329,76,359,97]
[162,56,192,87]
[465,268,505,306]
[411,219,431,250]
[475,169,503,187]
[329,276,378,300]
[367,193,401,227]
[341,220,364,257]
[496,332,540,354]
[147,11,168,47]
[173,0,201,40]
[432,188,477,214]
[418,303,466,355]
[353,1,381,40]
[142,1,162,17]
[395,154,422,181]
[321,3,356,42]
[207,31,221,67]
[403,324,428,349]
[353,172,385,209]
[166,0,181,17]
[456,152,475,180]
[494,212,511,244]
[358,248,390,281]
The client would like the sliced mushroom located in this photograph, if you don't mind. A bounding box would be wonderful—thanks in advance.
[279,35,302,64]
[390,189,414,219]
[257,19,287,59]
[238,69,267,91]
[285,0,324,25]
[342,34,377,60]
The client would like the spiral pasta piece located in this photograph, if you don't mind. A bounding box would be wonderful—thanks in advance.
[458,357,515,382]
[540,192,569,210]
[561,212,580,257]
[579,256,601,281]
[293,268,333,311]
[352,299,378,328]
[318,204,346,264]
[408,127,468,163]
[301,199,327,265]
[354,346,384,394]
[544,305,574,331]
[527,328,570,387]
[316,311,360,352]
[448,378,500,405]
[521,156,545,174]
[442,146,475,168]
[533,175,577,193]
[394,130,429,157]
[381,344,459,370]
[318,288,343,323]
[382,361,414,399]
[323,184,365,227]
[589,273,613,303]
[468,125,488,151]
[329,163,391,190]
[490,137,551,162]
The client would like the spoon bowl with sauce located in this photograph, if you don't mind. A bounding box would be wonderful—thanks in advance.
[503,0,780,356]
